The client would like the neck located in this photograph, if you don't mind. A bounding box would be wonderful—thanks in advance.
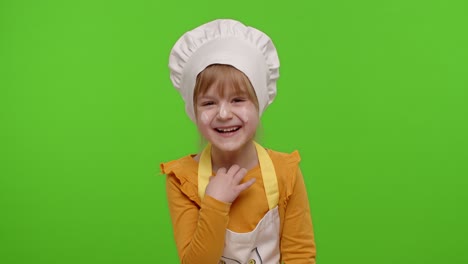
[210,141,258,172]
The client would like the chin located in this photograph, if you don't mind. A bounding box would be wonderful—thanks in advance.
[212,141,244,153]
[208,136,251,152]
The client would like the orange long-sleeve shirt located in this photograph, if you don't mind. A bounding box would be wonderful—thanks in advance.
[161,149,316,264]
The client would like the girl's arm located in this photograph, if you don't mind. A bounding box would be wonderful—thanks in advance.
[166,175,230,264]
[280,168,317,263]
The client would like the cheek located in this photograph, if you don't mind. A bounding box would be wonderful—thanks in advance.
[235,105,258,124]
[198,109,216,125]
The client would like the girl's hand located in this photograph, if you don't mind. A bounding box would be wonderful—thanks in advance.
[205,165,256,203]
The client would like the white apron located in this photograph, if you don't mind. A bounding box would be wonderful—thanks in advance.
[198,142,281,264]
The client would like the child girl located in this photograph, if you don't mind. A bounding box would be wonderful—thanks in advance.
[161,19,316,264]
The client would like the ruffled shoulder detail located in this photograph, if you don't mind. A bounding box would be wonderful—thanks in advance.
[267,149,301,197]
[160,155,200,205]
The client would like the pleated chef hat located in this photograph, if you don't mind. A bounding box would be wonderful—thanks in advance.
[168,19,280,122]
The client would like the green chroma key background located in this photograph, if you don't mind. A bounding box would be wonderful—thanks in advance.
[1,0,467,263]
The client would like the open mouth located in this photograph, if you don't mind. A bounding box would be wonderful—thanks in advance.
[214,126,241,134]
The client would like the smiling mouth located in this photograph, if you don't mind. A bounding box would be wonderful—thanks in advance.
[215,126,241,133]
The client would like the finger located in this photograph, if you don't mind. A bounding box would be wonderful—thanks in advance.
[215,167,227,176]
[232,167,248,184]
[226,164,241,177]
[235,178,256,193]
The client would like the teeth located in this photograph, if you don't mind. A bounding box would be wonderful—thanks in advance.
[216,127,239,133]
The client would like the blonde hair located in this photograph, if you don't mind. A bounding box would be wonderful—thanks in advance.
[193,64,259,115]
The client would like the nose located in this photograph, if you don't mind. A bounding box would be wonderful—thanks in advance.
[218,102,233,119]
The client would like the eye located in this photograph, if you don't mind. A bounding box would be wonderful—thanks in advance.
[232,97,246,103]
[200,101,215,106]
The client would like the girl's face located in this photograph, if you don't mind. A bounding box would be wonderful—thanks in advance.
[195,84,259,153]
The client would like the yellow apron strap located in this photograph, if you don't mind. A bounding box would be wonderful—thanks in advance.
[254,142,279,209]
[198,143,212,200]
[198,142,279,209]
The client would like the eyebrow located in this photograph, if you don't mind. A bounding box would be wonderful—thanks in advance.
[197,95,217,100]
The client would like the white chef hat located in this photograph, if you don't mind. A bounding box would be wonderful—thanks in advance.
[168,19,280,122]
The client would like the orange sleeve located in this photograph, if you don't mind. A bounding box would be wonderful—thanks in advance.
[280,168,317,263]
[166,174,231,264]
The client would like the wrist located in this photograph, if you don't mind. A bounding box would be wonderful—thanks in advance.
[202,194,232,214]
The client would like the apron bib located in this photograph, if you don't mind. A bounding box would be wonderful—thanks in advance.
[198,142,281,264]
